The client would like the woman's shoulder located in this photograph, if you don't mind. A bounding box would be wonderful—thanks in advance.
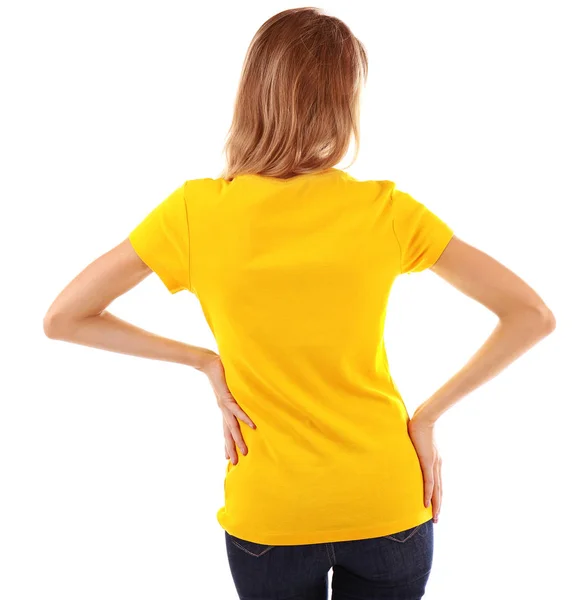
[184,176,230,199]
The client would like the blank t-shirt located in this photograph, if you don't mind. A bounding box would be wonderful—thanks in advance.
[128,167,454,545]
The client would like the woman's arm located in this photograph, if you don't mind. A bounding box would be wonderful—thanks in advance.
[413,235,556,425]
[43,238,218,370]
[43,238,255,464]
[407,235,555,520]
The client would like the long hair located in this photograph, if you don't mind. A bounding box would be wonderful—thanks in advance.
[220,7,368,181]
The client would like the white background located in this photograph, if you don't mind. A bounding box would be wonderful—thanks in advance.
[1,1,583,598]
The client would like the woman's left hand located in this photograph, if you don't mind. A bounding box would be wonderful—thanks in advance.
[408,412,442,524]
[202,354,256,465]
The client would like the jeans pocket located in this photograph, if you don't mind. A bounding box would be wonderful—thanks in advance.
[382,522,425,543]
[226,532,276,558]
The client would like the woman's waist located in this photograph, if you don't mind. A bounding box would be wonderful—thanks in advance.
[228,425,420,482]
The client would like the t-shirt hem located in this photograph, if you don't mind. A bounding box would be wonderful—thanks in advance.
[217,506,434,546]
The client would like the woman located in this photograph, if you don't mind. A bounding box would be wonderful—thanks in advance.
[43,7,555,600]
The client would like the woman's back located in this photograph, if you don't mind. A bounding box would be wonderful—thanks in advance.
[128,166,454,544]
[41,6,557,598]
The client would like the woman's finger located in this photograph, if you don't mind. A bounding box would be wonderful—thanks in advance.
[423,467,434,508]
[225,399,256,430]
[437,458,443,515]
[225,412,248,456]
[226,440,237,465]
[223,420,238,465]
[432,460,442,522]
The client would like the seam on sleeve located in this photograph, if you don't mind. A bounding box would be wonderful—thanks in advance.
[389,187,404,274]
[182,180,192,292]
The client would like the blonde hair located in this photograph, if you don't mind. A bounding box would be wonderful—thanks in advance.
[220,7,368,181]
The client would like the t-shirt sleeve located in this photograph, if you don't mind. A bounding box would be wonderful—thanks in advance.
[128,181,190,293]
[391,188,455,274]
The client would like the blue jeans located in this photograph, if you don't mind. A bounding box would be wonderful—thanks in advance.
[225,518,434,599]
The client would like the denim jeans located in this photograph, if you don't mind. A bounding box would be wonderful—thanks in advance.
[225,518,434,599]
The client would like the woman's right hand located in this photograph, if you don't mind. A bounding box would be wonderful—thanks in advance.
[408,414,442,523]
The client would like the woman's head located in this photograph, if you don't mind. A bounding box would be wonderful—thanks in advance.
[221,7,368,181]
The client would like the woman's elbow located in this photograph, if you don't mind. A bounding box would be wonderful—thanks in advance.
[43,310,69,339]
[540,305,556,335]
[529,303,556,337]
[500,302,556,338]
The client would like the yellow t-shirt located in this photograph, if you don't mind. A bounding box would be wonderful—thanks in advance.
[128,168,454,545]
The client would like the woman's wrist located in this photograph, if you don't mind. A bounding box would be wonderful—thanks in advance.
[410,405,438,427]
[189,346,220,372]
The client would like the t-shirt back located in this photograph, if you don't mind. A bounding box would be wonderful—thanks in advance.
[128,168,454,545]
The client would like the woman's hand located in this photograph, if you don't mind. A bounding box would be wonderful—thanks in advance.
[201,354,256,465]
[408,413,442,523]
